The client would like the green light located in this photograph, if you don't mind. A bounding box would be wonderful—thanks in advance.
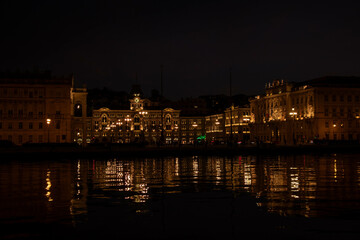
[197,135,206,140]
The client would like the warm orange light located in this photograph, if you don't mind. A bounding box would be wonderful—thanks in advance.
[46,118,51,125]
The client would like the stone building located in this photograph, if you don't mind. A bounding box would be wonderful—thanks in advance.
[0,71,73,145]
[205,113,225,144]
[90,89,181,144]
[249,76,360,144]
[71,87,90,145]
[179,116,206,144]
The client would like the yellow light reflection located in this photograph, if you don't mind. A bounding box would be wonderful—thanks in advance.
[45,170,53,202]
[334,159,337,182]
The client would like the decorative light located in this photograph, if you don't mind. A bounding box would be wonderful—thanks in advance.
[46,118,51,125]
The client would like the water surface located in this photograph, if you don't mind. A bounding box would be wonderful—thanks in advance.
[1,154,360,239]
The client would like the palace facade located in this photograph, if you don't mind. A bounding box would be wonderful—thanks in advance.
[249,76,360,144]
[90,93,181,144]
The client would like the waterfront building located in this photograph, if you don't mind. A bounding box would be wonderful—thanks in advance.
[224,105,251,143]
[249,76,360,144]
[205,113,225,143]
[90,89,181,144]
[0,71,73,144]
[179,116,206,144]
[71,87,90,145]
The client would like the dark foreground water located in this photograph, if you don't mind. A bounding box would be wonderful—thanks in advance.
[1,154,360,240]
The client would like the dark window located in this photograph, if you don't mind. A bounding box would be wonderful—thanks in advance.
[348,96,352,102]
[8,123,12,129]
[0,122,2,129]
[340,96,344,102]
[349,134,353,140]
[134,117,140,123]
[62,135,66,140]
[29,123,33,129]
[56,121,60,129]
[18,122,23,129]
[332,95,336,101]
[134,125,140,130]
[18,110,23,116]
[325,122,329,128]
[8,110,13,117]
[324,95,328,101]
[28,112,33,118]
[39,123,43,129]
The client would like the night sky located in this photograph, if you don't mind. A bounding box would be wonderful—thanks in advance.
[1,0,360,100]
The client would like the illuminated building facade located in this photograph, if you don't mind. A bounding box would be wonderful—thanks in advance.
[90,91,181,144]
[224,106,251,143]
[205,113,225,143]
[0,72,73,144]
[250,76,360,144]
[179,116,206,144]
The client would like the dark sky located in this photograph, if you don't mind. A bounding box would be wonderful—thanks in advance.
[1,0,360,100]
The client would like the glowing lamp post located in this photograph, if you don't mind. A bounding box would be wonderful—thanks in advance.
[192,122,198,146]
[46,118,51,143]
[289,108,297,145]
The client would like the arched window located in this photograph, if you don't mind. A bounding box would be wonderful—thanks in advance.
[166,115,171,123]
[102,115,107,123]
[134,116,140,123]
[74,103,82,117]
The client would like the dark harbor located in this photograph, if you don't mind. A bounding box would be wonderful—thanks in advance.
[1,153,360,240]
[2,1,360,239]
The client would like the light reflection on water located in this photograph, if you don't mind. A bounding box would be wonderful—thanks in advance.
[1,154,360,239]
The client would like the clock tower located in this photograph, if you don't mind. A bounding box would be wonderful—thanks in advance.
[130,95,144,111]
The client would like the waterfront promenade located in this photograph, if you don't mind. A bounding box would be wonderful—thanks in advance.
[1,142,360,159]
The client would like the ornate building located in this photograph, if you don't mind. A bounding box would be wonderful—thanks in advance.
[90,89,181,144]
[249,76,360,144]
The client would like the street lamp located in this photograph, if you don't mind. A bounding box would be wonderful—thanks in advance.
[289,108,297,145]
[192,122,198,146]
[46,118,51,143]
